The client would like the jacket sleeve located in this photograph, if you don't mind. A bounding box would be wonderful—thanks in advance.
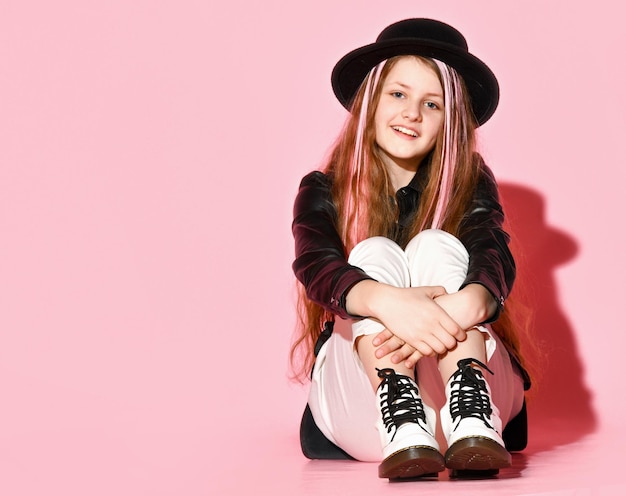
[458,160,516,322]
[291,171,374,319]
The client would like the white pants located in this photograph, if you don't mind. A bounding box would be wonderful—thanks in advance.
[308,229,525,462]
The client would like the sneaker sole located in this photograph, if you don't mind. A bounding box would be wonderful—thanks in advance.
[445,436,512,472]
[378,446,445,480]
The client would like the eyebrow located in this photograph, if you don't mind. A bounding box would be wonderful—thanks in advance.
[384,81,443,98]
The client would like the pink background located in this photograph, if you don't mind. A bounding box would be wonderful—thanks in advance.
[1,1,624,494]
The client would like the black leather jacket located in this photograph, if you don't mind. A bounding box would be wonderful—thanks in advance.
[292,157,516,323]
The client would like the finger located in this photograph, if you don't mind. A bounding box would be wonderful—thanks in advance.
[375,336,405,358]
[411,331,450,357]
[414,341,438,358]
[400,332,448,356]
[433,327,460,350]
[438,314,464,340]
[390,343,415,364]
[424,335,449,356]
[404,350,423,369]
[372,329,393,347]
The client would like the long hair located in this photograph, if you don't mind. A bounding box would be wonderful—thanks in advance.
[290,56,518,381]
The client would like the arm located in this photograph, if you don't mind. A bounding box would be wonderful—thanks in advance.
[457,159,516,322]
[291,171,373,319]
[416,163,511,344]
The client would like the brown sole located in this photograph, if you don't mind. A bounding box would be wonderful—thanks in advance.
[445,437,512,472]
[378,446,445,480]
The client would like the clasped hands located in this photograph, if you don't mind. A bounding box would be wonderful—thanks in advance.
[346,280,495,369]
[367,283,496,368]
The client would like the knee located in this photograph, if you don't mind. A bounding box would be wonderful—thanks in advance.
[348,237,409,287]
[405,229,468,261]
[348,236,402,265]
[406,228,457,249]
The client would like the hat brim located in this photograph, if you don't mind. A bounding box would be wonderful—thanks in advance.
[331,38,499,125]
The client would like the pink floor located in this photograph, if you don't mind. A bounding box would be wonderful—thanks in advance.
[0,372,621,495]
[219,429,621,495]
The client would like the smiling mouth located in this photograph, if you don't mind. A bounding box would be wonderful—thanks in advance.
[392,126,418,137]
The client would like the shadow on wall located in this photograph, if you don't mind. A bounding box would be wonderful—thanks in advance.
[499,182,595,451]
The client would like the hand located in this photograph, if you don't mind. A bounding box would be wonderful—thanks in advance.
[366,284,465,364]
[372,329,423,368]
[372,285,497,367]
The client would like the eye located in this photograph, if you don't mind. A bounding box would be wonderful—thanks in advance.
[425,101,440,110]
[391,91,405,99]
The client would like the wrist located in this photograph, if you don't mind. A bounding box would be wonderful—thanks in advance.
[345,279,382,318]
[462,284,497,323]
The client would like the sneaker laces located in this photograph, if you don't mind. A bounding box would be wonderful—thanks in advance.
[376,368,429,440]
[449,358,495,431]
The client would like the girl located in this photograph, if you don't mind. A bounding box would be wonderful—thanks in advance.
[291,18,530,481]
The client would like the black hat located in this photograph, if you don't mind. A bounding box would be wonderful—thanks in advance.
[331,18,499,125]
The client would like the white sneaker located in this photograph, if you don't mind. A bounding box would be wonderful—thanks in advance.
[375,368,445,479]
[441,359,511,474]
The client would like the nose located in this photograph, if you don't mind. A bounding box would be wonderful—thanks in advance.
[402,103,421,122]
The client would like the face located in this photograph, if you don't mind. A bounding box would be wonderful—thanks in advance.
[374,57,445,173]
